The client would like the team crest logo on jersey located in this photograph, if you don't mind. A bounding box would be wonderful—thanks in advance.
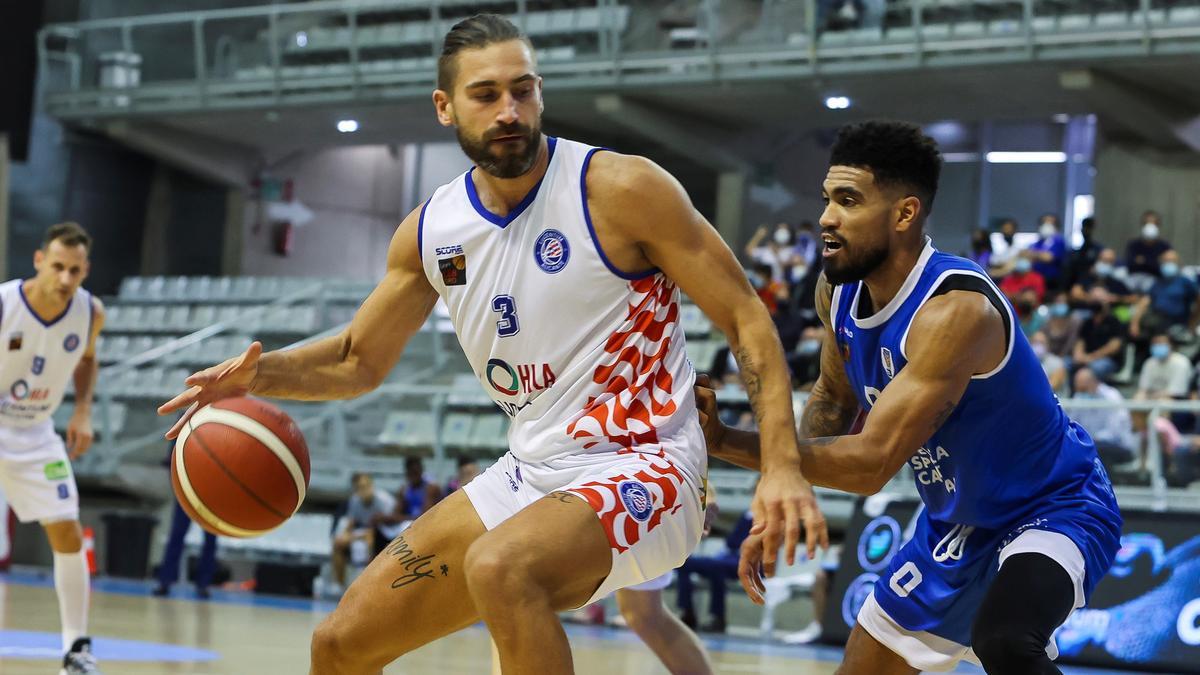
[63,333,81,353]
[880,347,895,379]
[7,332,22,351]
[533,229,570,274]
[618,480,654,522]
[439,254,467,287]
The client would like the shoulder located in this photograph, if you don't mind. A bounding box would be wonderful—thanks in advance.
[585,152,678,205]
[909,290,1004,355]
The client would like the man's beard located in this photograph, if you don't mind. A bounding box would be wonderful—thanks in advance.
[823,237,889,286]
[456,121,542,179]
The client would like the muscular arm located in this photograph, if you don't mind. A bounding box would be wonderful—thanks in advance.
[71,298,106,416]
[711,290,1005,495]
[589,154,803,471]
[251,206,439,400]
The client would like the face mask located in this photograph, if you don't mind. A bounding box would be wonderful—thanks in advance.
[791,264,808,281]
[1051,303,1069,318]
[1039,224,1056,239]
[1094,262,1113,277]
[1077,391,1098,400]
[1015,258,1032,274]
[774,229,791,245]
[797,339,821,356]
[1143,223,1160,239]
[1161,262,1179,278]
[1151,343,1171,360]
[1032,343,1048,358]
[748,273,765,289]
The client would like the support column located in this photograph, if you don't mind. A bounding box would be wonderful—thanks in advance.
[715,171,747,246]
[0,135,9,281]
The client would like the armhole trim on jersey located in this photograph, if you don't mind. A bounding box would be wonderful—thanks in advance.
[85,290,95,340]
[416,198,430,264]
[829,284,844,329]
[580,147,661,282]
[899,269,1015,380]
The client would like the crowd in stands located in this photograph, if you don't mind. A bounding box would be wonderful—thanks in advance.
[728,211,1200,487]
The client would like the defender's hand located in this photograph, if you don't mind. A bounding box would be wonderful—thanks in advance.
[738,531,767,605]
[751,468,828,570]
[694,374,727,451]
[158,342,263,439]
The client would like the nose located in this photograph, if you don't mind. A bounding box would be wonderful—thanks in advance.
[496,91,519,125]
[818,205,838,230]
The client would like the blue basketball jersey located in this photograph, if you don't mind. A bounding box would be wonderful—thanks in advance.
[830,241,1119,534]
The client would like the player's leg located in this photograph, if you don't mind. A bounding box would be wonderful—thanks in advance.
[465,491,613,674]
[330,531,352,586]
[43,518,90,650]
[836,624,920,675]
[970,552,1076,674]
[616,587,714,675]
[309,489,487,674]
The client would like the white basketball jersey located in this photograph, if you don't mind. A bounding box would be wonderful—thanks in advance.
[0,279,93,446]
[420,137,701,472]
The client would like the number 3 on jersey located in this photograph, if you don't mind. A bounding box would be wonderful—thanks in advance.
[492,295,520,337]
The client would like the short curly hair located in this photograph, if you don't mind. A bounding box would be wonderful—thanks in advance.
[829,121,942,214]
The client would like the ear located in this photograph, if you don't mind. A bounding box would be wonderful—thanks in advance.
[33,249,44,269]
[893,195,922,234]
[433,89,454,127]
[537,76,545,114]
[80,259,91,282]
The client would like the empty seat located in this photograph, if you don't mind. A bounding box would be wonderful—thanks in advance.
[377,411,436,450]
[469,415,509,451]
[441,413,476,449]
[118,277,146,300]
[680,304,711,337]
[165,306,192,332]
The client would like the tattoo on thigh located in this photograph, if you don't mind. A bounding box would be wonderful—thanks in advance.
[384,535,441,589]
[543,491,578,504]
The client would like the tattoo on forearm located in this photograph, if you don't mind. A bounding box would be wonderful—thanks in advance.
[931,401,956,431]
[544,491,578,504]
[734,347,764,423]
[384,535,440,589]
[799,397,854,439]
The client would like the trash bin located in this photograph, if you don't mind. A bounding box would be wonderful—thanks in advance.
[102,513,158,578]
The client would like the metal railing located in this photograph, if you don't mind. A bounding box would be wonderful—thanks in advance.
[37,0,1200,118]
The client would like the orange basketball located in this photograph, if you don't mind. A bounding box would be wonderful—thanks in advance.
[171,397,310,538]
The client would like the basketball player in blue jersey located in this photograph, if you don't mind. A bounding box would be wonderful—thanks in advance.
[0,222,106,674]
[697,121,1122,674]
[160,14,825,674]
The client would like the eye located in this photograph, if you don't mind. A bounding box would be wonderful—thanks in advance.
[514,87,533,100]
[474,92,497,102]
[840,197,856,207]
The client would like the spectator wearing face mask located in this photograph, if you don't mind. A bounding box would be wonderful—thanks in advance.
[1136,334,1193,401]
[1040,291,1082,357]
[1000,255,1047,305]
[968,228,993,269]
[1067,217,1105,288]
[1031,331,1069,398]
[988,218,1021,278]
[744,223,795,283]
[1130,249,1200,341]
[1027,214,1067,291]
[748,262,788,316]
[1125,211,1172,280]
[1070,248,1137,314]
[1073,300,1127,380]
[1071,367,1136,467]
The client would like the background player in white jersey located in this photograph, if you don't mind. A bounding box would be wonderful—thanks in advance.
[0,222,106,674]
[159,13,825,674]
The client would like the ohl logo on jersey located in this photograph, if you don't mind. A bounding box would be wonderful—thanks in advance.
[485,358,557,397]
[9,380,49,401]
[533,229,570,274]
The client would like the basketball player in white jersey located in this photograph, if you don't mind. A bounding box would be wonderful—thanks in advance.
[0,222,106,674]
[159,14,825,673]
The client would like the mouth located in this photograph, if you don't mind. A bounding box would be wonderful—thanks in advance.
[822,235,844,258]
[490,135,525,145]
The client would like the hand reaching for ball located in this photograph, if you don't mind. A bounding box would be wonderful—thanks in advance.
[158,341,263,440]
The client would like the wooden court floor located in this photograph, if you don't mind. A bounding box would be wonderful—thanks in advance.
[0,574,1136,674]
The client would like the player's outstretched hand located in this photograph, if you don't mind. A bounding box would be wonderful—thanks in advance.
[65,411,94,460]
[693,374,727,451]
[158,341,263,440]
[738,531,767,605]
[750,469,829,571]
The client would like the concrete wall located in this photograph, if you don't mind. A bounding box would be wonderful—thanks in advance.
[1094,143,1200,264]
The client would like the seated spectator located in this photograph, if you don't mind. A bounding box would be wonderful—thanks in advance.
[744,223,795,283]
[400,456,443,519]
[1041,291,1082,357]
[331,473,397,591]
[1070,248,1137,314]
[1073,301,1127,380]
[790,220,820,282]
[1000,257,1046,305]
[1018,289,1046,337]
[676,508,753,633]
[1136,334,1194,401]
[968,228,992,270]
[1124,212,1171,289]
[1067,216,1105,288]
[1031,331,1069,398]
[1072,367,1136,467]
[988,218,1021,278]
[1027,214,1067,291]
[788,325,825,388]
[749,262,789,316]
[446,456,481,494]
[1130,250,1200,342]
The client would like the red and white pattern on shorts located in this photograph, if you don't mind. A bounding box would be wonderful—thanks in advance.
[568,454,688,554]
[567,275,682,452]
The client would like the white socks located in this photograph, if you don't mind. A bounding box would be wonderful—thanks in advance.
[53,550,89,652]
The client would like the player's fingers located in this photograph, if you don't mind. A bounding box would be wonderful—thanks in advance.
[804,509,826,561]
[165,403,198,440]
[158,386,201,416]
[695,373,712,389]
[738,544,765,604]
[783,498,801,567]
[761,503,782,575]
[234,341,263,372]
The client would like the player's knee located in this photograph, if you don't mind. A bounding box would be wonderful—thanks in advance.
[971,619,1045,673]
[619,600,660,636]
[464,540,533,603]
[311,613,383,670]
[43,520,83,553]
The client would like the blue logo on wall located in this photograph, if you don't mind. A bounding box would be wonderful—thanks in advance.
[858,515,901,572]
[63,334,80,353]
[533,229,570,274]
[842,573,880,628]
[619,481,654,522]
